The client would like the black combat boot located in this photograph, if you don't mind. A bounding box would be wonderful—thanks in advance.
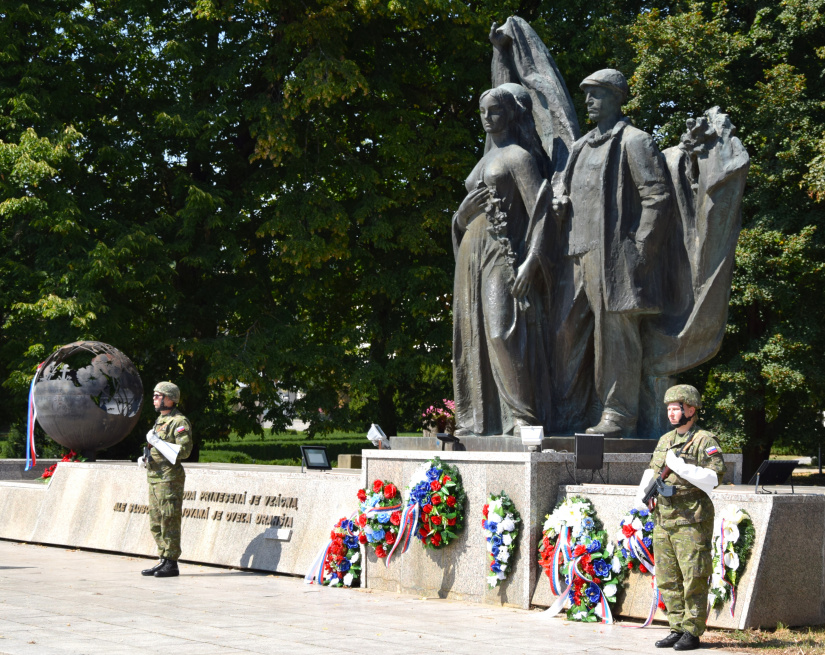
[655,632,684,648]
[673,632,700,651]
[141,559,165,576]
[153,559,179,578]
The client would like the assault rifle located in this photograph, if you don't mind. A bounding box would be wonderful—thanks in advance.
[641,434,698,506]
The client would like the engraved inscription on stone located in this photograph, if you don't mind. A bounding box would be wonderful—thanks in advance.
[111,488,301,529]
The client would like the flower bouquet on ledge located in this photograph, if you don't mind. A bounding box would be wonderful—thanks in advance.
[41,451,86,481]
[616,507,655,574]
[422,400,456,435]
[406,456,465,549]
[356,479,403,559]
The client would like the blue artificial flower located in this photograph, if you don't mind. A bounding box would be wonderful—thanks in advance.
[621,547,628,559]
[376,511,391,524]
[426,467,442,481]
[582,517,595,530]
[593,558,611,578]
[338,559,351,573]
[491,546,500,557]
[368,495,382,508]
[491,562,501,573]
[344,535,359,550]
[585,582,601,603]
[568,588,577,603]
[486,521,498,533]
[490,534,502,547]
[587,539,602,553]
[643,537,653,549]
[638,508,649,518]
[629,508,638,516]
[644,521,655,532]
[370,528,385,542]
[411,481,431,505]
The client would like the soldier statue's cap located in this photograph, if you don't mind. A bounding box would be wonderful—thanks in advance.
[154,381,180,403]
[664,384,702,409]
[580,69,629,103]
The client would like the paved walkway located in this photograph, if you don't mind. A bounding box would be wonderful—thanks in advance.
[0,540,736,655]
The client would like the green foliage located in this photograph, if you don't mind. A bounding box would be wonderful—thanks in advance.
[1,1,822,473]
[619,0,825,475]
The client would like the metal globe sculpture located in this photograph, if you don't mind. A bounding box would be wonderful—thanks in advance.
[33,341,143,460]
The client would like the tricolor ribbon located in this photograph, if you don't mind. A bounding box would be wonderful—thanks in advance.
[548,526,573,596]
[386,500,419,566]
[717,519,736,618]
[24,363,44,472]
[304,513,358,585]
[543,541,613,625]
[621,530,661,628]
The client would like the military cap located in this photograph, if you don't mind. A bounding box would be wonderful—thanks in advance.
[664,384,702,409]
[580,69,629,103]
[154,381,181,403]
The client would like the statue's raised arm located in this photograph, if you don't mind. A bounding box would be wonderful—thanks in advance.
[488,17,580,191]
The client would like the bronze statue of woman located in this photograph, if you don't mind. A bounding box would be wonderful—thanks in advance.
[451,83,555,437]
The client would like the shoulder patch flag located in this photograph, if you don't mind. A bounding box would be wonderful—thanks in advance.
[175,426,187,433]
[705,445,719,456]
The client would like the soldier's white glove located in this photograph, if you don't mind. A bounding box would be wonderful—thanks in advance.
[665,450,718,496]
[137,456,147,468]
[634,469,655,510]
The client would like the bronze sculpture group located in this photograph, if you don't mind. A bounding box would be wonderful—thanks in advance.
[452,18,750,439]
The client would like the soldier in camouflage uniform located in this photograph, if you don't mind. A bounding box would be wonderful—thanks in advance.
[634,385,725,651]
[139,381,193,578]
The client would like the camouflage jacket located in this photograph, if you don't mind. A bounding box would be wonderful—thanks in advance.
[147,408,193,483]
[649,425,725,528]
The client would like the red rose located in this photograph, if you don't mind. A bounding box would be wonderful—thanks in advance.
[418,528,429,539]
[357,514,367,527]
[621,524,635,538]
[375,545,386,558]
[639,564,648,574]
[385,531,396,545]
[431,494,442,505]
[446,495,456,507]
[390,511,401,526]
[358,533,367,544]
[422,504,433,514]
[573,545,587,557]
[383,483,397,499]
[627,561,634,570]
[373,479,384,494]
[442,475,451,483]
[357,489,367,502]
[330,531,338,540]
[430,480,441,492]
[430,533,442,547]
[482,504,489,517]
[447,517,456,526]
[431,515,442,525]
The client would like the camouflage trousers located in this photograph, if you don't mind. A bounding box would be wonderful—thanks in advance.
[148,476,185,561]
[653,518,714,637]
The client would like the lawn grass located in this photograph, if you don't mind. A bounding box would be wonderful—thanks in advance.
[198,429,415,466]
[704,624,825,654]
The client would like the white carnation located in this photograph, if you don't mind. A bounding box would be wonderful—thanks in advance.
[611,556,622,573]
[603,583,617,598]
[498,550,510,563]
[487,574,499,587]
[343,573,354,586]
[502,533,513,546]
[489,511,503,524]
[499,518,516,532]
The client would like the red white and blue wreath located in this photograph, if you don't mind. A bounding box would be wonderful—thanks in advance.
[615,507,665,625]
[482,492,521,587]
[305,516,361,587]
[538,496,624,622]
[388,456,466,563]
[356,479,404,560]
